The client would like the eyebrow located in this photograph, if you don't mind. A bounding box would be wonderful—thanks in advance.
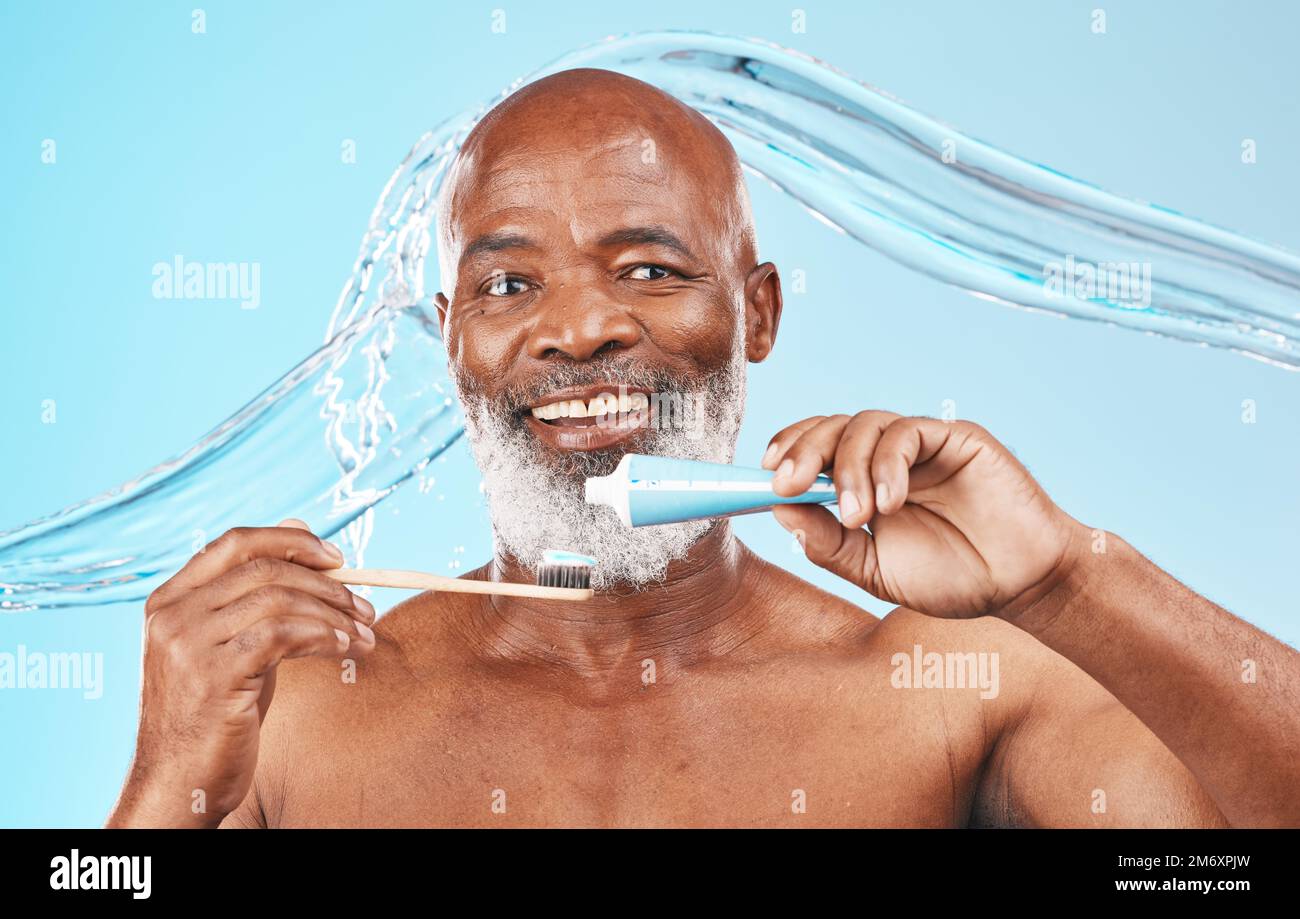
[460,231,540,265]
[597,226,695,259]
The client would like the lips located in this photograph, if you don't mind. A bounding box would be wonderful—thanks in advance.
[522,383,654,452]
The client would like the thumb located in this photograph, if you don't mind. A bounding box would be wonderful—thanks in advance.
[277,518,345,567]
[771,503,878,592]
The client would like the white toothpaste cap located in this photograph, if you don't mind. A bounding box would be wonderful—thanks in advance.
[583,454,634,528]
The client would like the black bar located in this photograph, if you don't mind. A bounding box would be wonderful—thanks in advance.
[0,828,1290,904]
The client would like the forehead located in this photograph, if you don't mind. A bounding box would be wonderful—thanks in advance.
[443,119,741,258]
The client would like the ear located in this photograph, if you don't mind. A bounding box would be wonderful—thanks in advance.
[743,262,783,363]
[435,292,451,339]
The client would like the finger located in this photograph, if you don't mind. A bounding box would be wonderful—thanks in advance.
[832,410,901,527]
[870,417,954,515]
[222,614,371,679]
[771,504,884,599]
[770,415,852,497]
[150,525,344,611]
[216,586,376,649]
[199,557,375,624]
[760,416,827,470]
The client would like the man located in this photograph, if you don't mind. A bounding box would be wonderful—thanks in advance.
[107,69,1299,828]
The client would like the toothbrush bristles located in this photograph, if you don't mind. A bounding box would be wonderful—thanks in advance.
[536,549,596,591]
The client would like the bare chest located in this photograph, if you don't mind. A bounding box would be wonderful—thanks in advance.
[272,659,990,828]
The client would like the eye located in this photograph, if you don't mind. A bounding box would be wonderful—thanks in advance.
[484,273,529,297]
[627,264,675,281]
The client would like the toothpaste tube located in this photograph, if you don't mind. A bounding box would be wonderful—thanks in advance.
[584,453,837,527]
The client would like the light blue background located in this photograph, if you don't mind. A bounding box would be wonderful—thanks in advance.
[1,1,1296,827]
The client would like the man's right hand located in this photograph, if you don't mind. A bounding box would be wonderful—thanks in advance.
[105,519,376,828]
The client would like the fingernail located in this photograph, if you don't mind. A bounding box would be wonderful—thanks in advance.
[761,443,779,468]
[333,628,350,650]
[321,540,345,563]
[354,621,375,644]
[354,595,376,620]
[840,490,861,519]
[875,481,890,510]
[775,458,794,482]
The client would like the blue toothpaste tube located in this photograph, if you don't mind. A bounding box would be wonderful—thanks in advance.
[584,453,837,527]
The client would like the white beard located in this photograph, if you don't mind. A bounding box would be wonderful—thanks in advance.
[455,339,748,591]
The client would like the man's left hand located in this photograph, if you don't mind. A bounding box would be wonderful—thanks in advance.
[764,411,1091,620]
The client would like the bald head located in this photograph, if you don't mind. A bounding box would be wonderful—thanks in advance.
[436,68,757,295]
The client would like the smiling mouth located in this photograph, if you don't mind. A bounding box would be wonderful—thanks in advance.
[522,385,654,451]
[528,390,650,426]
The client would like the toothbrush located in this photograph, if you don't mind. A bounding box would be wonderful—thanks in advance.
[323,548,595,601]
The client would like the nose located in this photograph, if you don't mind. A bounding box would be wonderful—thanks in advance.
[525,287,642,361]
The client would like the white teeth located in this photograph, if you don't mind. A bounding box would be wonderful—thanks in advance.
[530,390,651,421]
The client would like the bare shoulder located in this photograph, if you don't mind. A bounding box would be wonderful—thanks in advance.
[872,605,1072,720]
[748,562,1223,826]
[745,552,881,644]
[269,585,472,713]
[235,586,471,826]
[749,551,1077,729]
[752,549,1055,676]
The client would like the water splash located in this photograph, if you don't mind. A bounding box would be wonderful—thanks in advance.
[3,30,1298,611]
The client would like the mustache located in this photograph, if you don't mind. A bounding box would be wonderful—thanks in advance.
[483,357,706,417]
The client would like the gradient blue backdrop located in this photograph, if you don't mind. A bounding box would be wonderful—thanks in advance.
[1,0,1296,826]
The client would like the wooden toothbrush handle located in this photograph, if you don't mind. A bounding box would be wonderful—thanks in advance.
[324,568,592,601]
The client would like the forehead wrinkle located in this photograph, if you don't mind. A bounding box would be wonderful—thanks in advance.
[464,152,713,220]
[477,148,670,192]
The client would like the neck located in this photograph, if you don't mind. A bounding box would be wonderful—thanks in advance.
[455,521,772,683]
